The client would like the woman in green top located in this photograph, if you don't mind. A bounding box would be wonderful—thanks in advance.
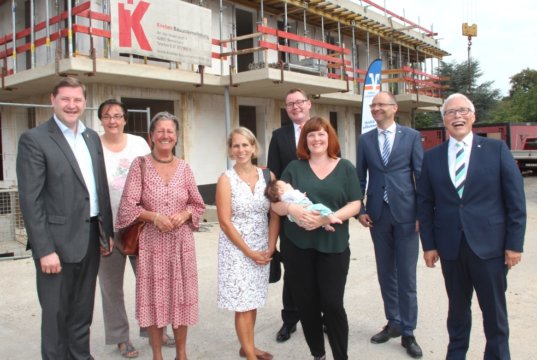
[271,116,362,360]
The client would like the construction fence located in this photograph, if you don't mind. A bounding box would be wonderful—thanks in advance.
[0,101,150,259]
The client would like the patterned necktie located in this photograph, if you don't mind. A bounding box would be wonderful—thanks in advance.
[455,142,466,198]
[381,130,391,166]
[381,130,391,203]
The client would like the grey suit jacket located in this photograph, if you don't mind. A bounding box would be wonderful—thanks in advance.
[356,124,423,223]
[16,117,113,262]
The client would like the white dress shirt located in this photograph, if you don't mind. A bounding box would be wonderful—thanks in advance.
[54,115,99,216]
[294,122,302,147]
[377,122,396,157]
[448,132,473,187]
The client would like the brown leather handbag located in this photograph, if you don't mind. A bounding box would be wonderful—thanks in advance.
[120,221,144,255]
[119,157,146,256]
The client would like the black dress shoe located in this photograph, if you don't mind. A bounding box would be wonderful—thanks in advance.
[313,356,326,360]
[276,323,297,342]
[370,324,401,344]
[401,336,423,358]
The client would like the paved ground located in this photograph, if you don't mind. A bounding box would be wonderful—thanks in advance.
[1,177,536,360]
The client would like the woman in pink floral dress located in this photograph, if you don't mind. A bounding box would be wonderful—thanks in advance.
[116,112,205,360]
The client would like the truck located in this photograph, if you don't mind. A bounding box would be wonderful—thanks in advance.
[417,122,537,173]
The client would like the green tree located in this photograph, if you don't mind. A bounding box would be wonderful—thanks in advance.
[415,58,501,127]
[491,68,537,122]
[437,58,501,123]
[508,68,537,97]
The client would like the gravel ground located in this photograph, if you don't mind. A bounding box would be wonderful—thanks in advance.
[1,176,536,360]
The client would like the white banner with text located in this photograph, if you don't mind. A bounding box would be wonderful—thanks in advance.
[111,0,212,66]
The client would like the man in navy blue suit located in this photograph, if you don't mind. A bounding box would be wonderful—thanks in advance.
[357,91,423,358]
[417,93,526,359]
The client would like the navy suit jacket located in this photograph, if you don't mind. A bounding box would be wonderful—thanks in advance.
[417,136,526,260]
[267,124,297,178]
[357,124,423,223]
[16,117,113,262]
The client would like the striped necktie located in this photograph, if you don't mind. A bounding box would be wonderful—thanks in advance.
[455,142,466,198]
[381,130,391,166]
[381,130,391,203]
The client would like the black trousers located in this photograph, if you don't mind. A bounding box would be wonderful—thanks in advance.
[279,232,300,327]
[283,239,350,360]
[35,221,100,360]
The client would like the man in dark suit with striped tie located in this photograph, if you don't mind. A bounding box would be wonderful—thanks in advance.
[417,93,526,359]
[356,91,423,358]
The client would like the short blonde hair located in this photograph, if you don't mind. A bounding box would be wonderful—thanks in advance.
[227,127,261,159]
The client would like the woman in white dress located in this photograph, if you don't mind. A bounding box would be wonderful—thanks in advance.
[216,127,279,360]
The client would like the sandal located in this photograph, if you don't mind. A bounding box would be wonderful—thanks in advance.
[118,342,139,358]
[162,333,176,347]
[148,333,176,348]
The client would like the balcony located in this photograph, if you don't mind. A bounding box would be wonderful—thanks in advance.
[0,1,446,108]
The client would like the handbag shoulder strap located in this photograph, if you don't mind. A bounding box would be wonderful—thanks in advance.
[136,156,146,201]
[139,156,146,182]
[262,167,271,184]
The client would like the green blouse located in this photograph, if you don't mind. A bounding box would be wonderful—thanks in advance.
[281,158,363,253]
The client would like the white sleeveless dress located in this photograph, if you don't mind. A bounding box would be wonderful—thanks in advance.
[217,168,270,312]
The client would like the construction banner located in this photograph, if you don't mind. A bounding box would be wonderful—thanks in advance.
[110,0,212,66]
[361,59,383,134]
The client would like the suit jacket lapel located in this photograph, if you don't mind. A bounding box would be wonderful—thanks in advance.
[464,135,483,196]
[368,129,384,166]
[389,125,405,165]
[82,129,101,192]
[286,124,297,155]
[47,118,86,187]
[438,141,459,196]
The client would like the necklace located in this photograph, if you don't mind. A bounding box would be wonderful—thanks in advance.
[234,165,256,185]
[151,152,174,164]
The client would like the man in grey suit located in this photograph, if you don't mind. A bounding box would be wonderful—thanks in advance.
[356,91,423,358]
[16,77,114,360]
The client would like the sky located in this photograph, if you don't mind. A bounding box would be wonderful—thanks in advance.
[364,0,537,96]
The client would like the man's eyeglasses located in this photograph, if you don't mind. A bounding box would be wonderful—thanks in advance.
[101,114,124,121]
[286,99,309,109]
[369,103,396,109]
[443,107,473,117]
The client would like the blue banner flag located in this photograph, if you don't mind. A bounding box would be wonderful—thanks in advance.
[361,59,383,134]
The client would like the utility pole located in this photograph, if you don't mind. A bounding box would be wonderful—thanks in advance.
[462,22,477,94]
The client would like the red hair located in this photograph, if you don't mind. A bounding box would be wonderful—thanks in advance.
[296,116,340,160]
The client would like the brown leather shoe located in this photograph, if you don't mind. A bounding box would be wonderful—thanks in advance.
[239,347,274,360]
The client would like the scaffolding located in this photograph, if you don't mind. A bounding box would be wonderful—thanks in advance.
[0,0,449,98]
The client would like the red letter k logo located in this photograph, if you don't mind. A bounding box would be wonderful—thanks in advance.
[118,1,152,51]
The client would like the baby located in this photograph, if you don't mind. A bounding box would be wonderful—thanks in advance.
[265,179,342,232]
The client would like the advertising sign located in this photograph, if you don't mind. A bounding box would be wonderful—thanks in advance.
[111,0,212,66]
[361,59,383,134]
